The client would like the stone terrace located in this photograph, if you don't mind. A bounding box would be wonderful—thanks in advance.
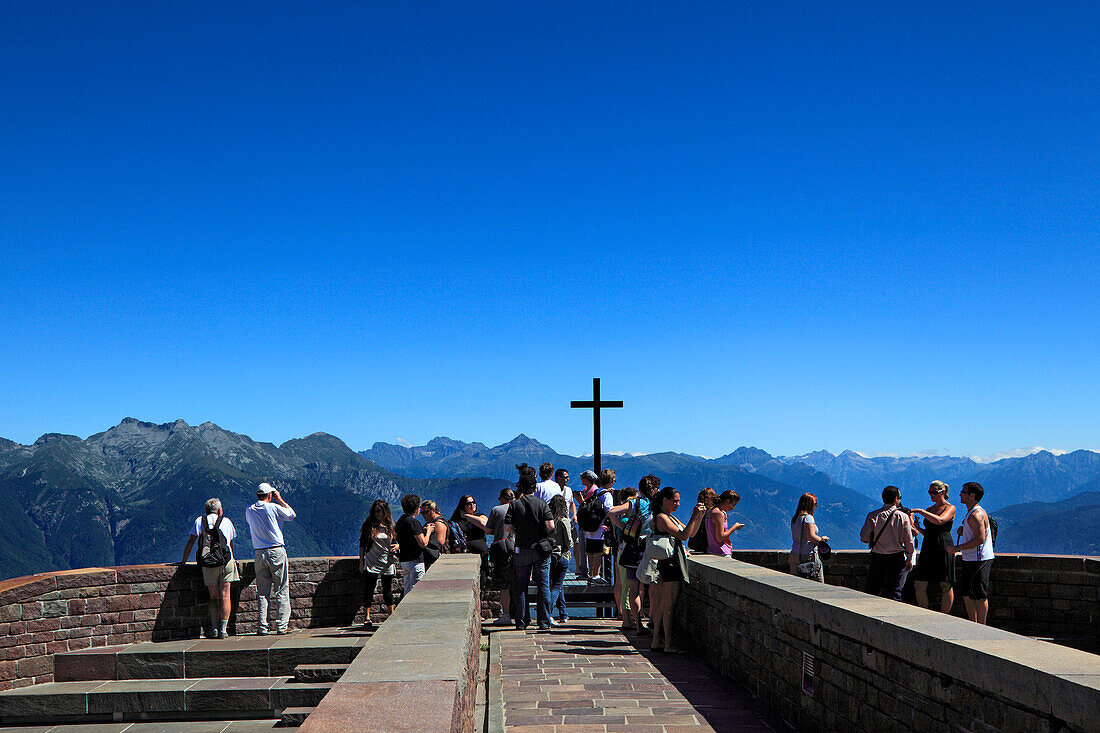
[493,619,785,733]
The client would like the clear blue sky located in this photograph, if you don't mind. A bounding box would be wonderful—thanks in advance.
[2,3,1098,460]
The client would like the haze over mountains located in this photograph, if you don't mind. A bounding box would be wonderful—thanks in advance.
[3,420,1098,582]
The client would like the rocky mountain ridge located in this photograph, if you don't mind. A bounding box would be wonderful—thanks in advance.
[0,418,507,581]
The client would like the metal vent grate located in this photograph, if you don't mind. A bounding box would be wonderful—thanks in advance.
[801,651,815,695]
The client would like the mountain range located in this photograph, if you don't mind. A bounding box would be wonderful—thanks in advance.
[364,437,1100,557]
[0,418,507,581]
[4,421,1098,582]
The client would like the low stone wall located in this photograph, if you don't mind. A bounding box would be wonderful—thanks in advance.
[0,557,391,691]
[730,550,1100,646]
[676,555,1100,733]
[300,555,482,733]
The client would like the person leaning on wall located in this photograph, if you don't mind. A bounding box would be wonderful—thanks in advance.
[178,497,239,639]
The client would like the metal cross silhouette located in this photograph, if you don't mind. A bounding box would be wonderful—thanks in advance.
[570,377,623,474]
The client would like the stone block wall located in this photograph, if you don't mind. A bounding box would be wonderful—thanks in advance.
[0,557,393,691]
[676,556,1100,733]
[730,550,1099,645]
[299,555,482,733]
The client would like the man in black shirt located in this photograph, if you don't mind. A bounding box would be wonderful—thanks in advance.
[505,474,555,630]
[395,494,431,596]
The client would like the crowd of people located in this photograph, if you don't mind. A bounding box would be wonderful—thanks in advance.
[794,481,996,624]
[176,469,996,642]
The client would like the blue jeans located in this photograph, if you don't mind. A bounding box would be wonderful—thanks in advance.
[513,547,551,629]
[549,555,568,620]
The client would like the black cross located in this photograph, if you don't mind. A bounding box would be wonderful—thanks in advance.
[570,377,623,474]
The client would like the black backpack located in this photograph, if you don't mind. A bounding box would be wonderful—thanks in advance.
[577,489,611,533]
[196,515,231,568]
[988,515,998,549]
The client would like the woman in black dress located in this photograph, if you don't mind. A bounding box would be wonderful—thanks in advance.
[451,495,491,576]
[911,480,957,613]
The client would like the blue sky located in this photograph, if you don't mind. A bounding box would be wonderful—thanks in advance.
[2,3,1098,460]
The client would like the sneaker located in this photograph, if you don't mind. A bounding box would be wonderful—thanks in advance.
[493,614,512,626]
[218,630,229,639]
[276,628,289,635]
[592,577,612,586]
[558,616,569,623]
[257,628,269,636]
[548,619,560,627]
[204,629,217,639]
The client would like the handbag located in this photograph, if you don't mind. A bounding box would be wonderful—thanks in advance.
[796,549,820,579]
[795,518,822,579]
[645,534,674,561]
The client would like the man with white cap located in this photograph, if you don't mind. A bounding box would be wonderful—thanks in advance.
[245,483,296,634]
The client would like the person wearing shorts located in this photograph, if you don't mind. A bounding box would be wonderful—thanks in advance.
[178,498,239,639]
[947,482,995,624]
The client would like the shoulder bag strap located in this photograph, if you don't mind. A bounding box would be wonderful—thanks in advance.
[870,507,897,550]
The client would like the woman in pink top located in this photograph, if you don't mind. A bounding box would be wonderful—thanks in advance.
[706,490,744,556]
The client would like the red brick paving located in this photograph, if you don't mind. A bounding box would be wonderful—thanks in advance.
[497,619,785,732]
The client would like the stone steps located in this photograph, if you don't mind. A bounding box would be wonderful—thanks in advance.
[291,663,348,683]
[279,706,315,726]
[0,676,331,726]
[54,630,369,681]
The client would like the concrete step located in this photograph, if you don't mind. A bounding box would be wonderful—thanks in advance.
[0,677,331,725]
[291,663,348,683]
[55,628,370,681]
[0,720,294,731]
[279,707,314,726]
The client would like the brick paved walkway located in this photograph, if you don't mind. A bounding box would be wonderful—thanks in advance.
[494,619,786,733]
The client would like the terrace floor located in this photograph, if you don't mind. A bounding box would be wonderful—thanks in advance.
[489,619,788,733]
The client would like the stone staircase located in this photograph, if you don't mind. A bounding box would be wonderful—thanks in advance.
[0,627,370,730]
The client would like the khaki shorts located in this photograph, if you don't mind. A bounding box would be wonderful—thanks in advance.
[202,559,240,586]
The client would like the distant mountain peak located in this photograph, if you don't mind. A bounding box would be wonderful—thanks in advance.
[495,434,550,451]
[426,437,468,450]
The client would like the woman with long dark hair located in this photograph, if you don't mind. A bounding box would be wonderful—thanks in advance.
[646,487,707,652]
[359,499,398,628]
[790,493,828,582]
[451,494,491,576]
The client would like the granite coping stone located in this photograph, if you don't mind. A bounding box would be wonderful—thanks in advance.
[298,679,461,733]
[338,644,466,684]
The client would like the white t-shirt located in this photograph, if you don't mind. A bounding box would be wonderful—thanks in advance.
[190,514,237,545]
[534,479,562,504]
[791,515,816,555]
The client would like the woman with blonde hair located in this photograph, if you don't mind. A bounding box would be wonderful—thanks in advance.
[911,481,957,613]
[790,493,828,582]
[419,500,450,569]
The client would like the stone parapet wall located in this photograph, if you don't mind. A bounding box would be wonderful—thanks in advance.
[0,557,389,691]
[730,550,1100,644]
[676,555,1100,733]
[299,555,482,733]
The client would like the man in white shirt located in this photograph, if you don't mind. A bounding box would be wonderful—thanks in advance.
[179,497,239,639]
[245,483,296,634]
[534,462,562,504]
